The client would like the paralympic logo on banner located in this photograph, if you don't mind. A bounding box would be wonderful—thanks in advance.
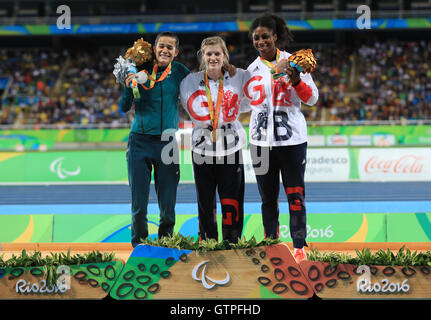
[50,157,81,179]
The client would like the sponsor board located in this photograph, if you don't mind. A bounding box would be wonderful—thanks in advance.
[350,135,372,146]
[358,148,431,181]
[417,136,431,144]
[244,148,351,183]
[307,135,325,147]
[1,147,431,184]
[2,125,431,151]
[373,134,396,146]
[305,148,350,182]
[327,135,349,146]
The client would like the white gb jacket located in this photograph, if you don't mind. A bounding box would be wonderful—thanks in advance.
[180,69,250,157]
[243,50,319,147]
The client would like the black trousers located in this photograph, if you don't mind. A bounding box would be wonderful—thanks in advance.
[251,142,308,248]
[192,150,244,243]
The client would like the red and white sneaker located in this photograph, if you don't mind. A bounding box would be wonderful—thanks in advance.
[294,248,306,264]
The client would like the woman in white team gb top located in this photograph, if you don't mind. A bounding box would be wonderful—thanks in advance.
[243,13,319,263]
[179,36,250,243]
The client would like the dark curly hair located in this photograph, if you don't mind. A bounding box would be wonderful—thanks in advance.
[249,13,294,49]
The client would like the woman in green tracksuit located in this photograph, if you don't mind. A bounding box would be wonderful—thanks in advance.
[119,32,190,247]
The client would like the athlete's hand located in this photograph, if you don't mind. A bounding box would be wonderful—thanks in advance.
[275,59,289,74]
[286,67,301,86]
[125,73,135,87]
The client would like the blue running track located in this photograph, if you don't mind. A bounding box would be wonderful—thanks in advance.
[0,182,430,215]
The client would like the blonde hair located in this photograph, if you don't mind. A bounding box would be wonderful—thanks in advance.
[197,36,230,71]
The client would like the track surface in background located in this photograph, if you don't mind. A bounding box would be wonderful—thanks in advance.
[0,182,430,215]
[1,182,430,205]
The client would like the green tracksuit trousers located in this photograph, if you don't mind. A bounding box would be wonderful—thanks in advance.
[126,132,180,247]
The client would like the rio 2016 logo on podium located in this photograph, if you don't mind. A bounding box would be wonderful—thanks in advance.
[15,265,71,295]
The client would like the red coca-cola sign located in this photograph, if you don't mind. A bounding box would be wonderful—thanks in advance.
[364,155,424,174]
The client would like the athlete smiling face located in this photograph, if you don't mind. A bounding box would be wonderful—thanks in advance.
[203,44,224,73]
[201,43,229,81]
[252,26,278,61]
[125,33,180,87]
[154,35,179,67]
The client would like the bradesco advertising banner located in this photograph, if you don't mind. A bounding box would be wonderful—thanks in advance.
[305,148,350,182]
[242,148,351,183]
[358,148,431,181]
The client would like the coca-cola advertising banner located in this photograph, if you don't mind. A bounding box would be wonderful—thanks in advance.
[358,148,431,181]
[245,147,431,183]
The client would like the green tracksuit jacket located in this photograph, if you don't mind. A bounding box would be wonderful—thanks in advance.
[119,61,190,135]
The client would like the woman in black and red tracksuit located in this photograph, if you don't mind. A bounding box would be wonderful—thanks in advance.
[243,13,319,262]
[180,36,250,243]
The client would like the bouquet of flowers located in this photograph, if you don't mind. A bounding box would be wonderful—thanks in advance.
[271,49,317,79]
[113,38,153,99]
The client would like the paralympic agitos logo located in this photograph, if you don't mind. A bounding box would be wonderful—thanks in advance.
[49,157,81,179]
[192,260,230,289]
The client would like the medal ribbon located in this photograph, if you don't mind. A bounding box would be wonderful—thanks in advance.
[259,48,280,70]
[141,61,172,90]
[204,71,224,138]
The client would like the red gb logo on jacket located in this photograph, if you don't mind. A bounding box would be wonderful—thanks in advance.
[187,90,210,121]
[187,89,239,122]
[222,90,239,122]
[272,78,292,107]
[244,75,265,106]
